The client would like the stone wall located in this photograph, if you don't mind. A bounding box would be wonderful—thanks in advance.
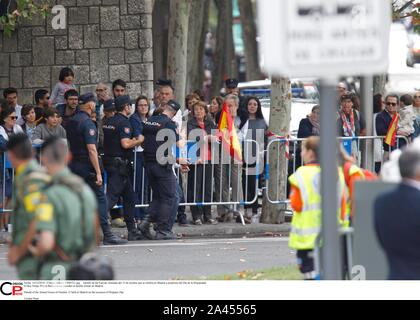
[0,0,154,104]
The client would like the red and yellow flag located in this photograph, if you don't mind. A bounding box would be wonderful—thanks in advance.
[385,114,400,147]
[218,102,242,163]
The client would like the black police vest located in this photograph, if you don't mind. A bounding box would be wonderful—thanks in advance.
[102,114,132,160]
[67,113,94,161]
[143,115,172,163]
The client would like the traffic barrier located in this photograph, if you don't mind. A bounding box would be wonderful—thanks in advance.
[265,135,409,205]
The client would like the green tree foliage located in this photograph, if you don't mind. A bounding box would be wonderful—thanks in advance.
[0,0,51,37]
[392,0,420,32]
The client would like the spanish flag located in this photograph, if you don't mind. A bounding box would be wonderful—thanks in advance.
[385,114,400,147]
[218,102,243,163]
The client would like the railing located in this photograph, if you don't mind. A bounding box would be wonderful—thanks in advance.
[0,135,410,232]
[264,135,409,205]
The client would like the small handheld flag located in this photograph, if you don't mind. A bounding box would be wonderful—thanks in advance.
[385,114,400,147]
[217,103,242,163]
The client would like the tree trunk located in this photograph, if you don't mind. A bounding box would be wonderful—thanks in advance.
[261,77,292,224]
[226,0,237,80]
[373,74,387,96]
[212,0,236,97]
[167,0,193,109]
[186,0,210,94]
[153,0,170,81]
[238,0,261,81]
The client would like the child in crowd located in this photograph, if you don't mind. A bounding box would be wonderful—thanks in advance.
[49,67,76,106]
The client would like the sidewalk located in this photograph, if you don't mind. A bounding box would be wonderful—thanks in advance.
[113,222,291,239]
[0,223,291,245]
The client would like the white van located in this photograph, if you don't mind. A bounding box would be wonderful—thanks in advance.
[238,79,320,136]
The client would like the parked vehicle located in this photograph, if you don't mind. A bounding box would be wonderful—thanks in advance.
[407,34,420,67]
[239,79,320,136]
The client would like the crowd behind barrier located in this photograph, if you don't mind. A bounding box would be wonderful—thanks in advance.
[0,135,410,218]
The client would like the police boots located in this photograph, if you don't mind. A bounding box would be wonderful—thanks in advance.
[137,216,155,240]
[127,229,147,241]
[102,224,128,246]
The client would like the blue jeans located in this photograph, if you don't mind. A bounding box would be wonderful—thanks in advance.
[169,181,183,229]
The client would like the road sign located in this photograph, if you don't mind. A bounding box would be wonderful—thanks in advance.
[258,0,392,77]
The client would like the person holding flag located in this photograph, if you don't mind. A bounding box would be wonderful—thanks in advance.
[376,94,407,161]
[214,95,245,223]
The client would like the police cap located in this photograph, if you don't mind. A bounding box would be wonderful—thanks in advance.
[79,92,96,105]
[156,78,173,87]
[115,95,131,111]
[103,99,115,112]
[167,100,181,113]
[225,78,239,89]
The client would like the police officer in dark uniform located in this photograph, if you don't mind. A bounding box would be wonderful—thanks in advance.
[102,95,145,241]
[66,93,126,245]
[138,100,181,240]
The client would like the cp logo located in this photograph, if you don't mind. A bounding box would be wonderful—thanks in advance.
[0,282,23,296]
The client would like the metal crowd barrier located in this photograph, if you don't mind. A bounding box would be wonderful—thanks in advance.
[265,135,410,205]
[131,139,262,209]
[0,135,409,231]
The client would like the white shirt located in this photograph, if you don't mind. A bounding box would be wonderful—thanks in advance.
[0,124,24,141]
[14,105,24,126]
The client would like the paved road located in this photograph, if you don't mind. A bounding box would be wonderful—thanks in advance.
[0,237,295,280]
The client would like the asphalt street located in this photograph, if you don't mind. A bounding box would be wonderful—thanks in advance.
[0,237,295,280]
[0,238,295,280]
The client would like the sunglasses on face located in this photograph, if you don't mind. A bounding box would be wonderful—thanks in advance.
[414,96,420,99]
[9,116,17,120]
[386,102,398,107]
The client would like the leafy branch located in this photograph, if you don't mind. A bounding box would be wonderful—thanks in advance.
[392,0,420,32]
[0,0,51,37]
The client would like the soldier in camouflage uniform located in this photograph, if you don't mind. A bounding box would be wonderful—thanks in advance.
[6,134,51,279]
[33,137,98,280]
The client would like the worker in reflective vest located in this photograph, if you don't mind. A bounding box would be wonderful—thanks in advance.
[338,146,377,224]
[289,137,347,280]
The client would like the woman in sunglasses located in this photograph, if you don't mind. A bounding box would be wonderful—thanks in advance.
[0,108,24,144]
[0,107,24,232]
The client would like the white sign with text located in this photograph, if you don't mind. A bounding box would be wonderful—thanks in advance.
[258,0,392,77]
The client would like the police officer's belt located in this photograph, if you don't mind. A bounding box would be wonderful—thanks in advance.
[103,157,130,167]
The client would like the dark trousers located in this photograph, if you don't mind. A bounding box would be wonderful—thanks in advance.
[133,152,149,220]
[145,162,176,233]
[70,161,108,227]
[177,173,186,219]
[242,169,259,213]
[187,164,213,222]
[105,165,136,231]
[297,250,315,278]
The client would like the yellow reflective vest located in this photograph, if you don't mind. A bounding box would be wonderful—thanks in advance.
[288,165,347,250]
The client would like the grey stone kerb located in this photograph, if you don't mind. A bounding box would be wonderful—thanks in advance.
[0,0,154,104]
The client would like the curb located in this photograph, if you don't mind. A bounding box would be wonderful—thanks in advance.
[112,223,291,239]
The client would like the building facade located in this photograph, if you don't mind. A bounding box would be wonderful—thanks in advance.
[0,0,154,103]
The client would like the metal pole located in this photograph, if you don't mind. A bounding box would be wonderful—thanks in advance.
[320,78,342,280]
[360,76,374,171]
